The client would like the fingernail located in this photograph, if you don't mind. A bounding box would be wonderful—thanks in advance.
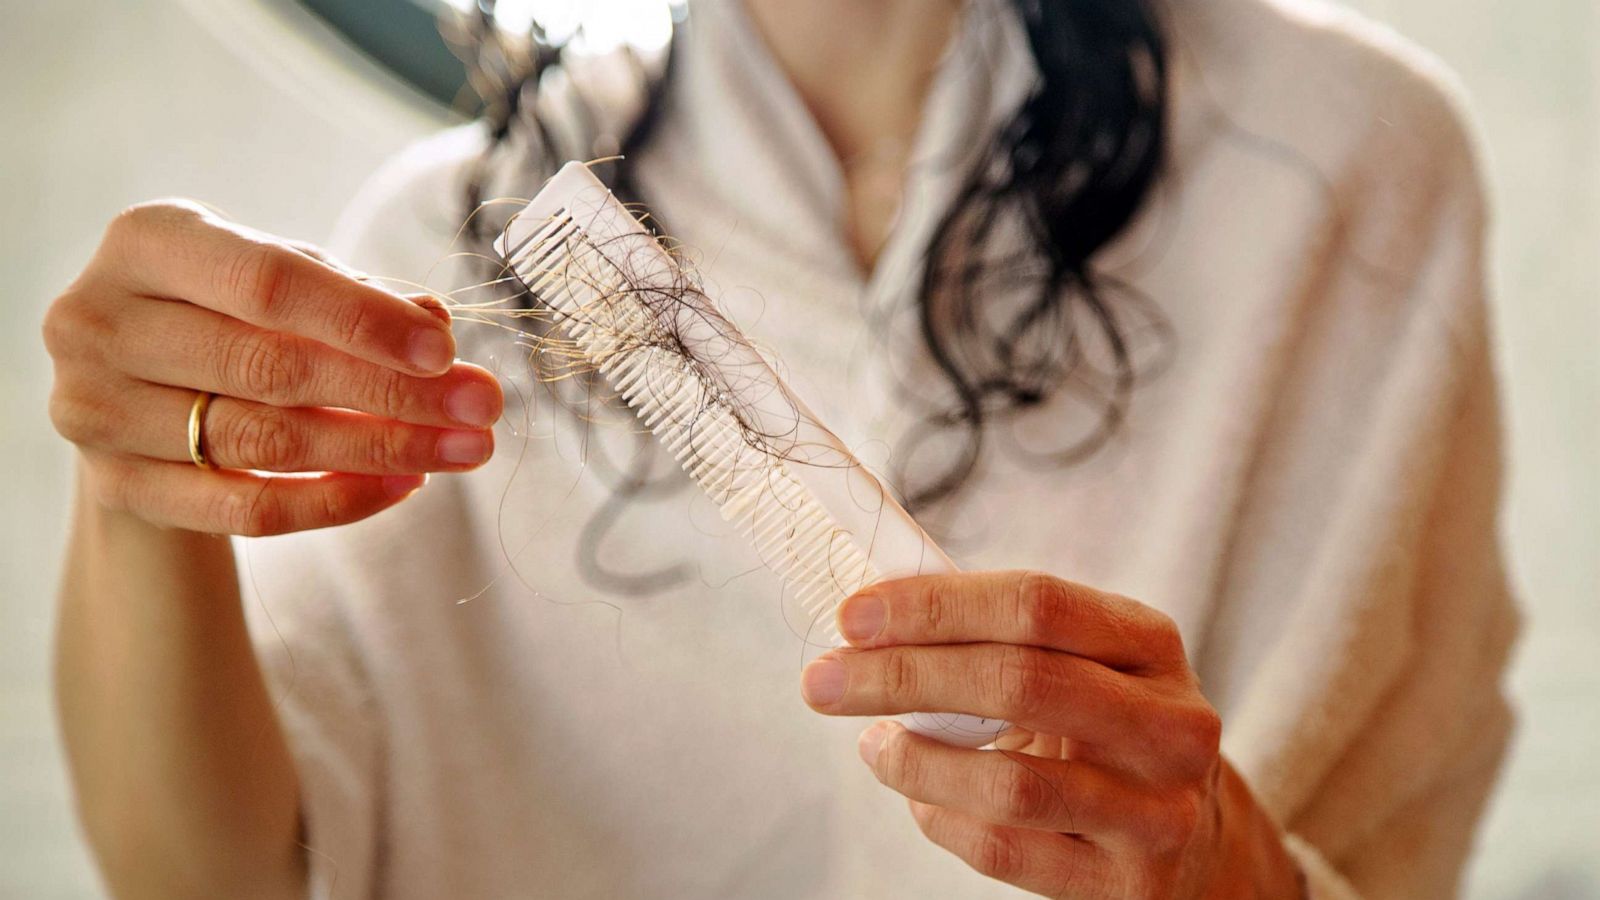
[446,381,501,427]
[383,474,427,498]
[801,658,847,707]
[415,299,452,325]
[437,430,491,465]
[407,326,454,374]
[839,592,887,644]
[858,722,890,767]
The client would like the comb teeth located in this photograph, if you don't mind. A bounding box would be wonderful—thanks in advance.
[504,211,877,643]
[495,162,1011,748]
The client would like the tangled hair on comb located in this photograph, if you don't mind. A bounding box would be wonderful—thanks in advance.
[459,0,1169,519]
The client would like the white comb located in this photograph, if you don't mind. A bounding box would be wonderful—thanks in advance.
[496,161,1010,748]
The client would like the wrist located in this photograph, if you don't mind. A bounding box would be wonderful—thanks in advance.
[1198,761,1303,900]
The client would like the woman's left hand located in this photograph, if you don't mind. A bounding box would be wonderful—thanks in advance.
[800,570,1303,899]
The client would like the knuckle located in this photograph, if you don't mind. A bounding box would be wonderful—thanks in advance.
[993,764,1053,825]
[1178,703,1223,764]
[317,482,358,527]
[994,645,1054,720]
[876,729,920,789]
[49,390,111,447]
[1145,608,1187,666]
[45,390,75,440]
[42,292,112,363]
[221,242,297,319]
[921,578,951,635]
[107,201,162,237]
[115,198,204,228]
[225,332,306,402]
[881,650,921,704]
[230,405,306,470]
[106,204,145,239]
[1154,788,1207,849]
[367,423,418,472]
[969,826,1025,882]
[329,296,381,352]
[366,425,409,470]
[220,483,284,537]
[106,200,204,254]
[1015,570,1069,643]
[40,302,76,360]
[368,368,412,419]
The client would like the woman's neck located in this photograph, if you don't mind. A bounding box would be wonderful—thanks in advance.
[741,0,962,270]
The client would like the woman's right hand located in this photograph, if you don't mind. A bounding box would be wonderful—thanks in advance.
[43,199,503,536]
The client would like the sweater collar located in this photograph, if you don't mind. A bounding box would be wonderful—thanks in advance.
[667,0,1037,290]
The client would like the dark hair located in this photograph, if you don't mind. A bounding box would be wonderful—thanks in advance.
[460,0,1167,554]
[907,1,1168,507]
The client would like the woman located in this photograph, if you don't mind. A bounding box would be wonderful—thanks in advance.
[43,0,1517,896]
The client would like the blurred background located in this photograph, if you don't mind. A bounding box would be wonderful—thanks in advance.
[1,1,1594,896]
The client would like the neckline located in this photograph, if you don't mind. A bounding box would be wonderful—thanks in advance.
[674,0,1036,292]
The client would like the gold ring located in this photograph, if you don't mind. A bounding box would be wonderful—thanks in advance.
[187,390,217,469]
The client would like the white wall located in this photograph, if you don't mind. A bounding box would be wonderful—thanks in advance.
[1,1,1594,897]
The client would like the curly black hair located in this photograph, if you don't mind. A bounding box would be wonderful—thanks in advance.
[458,0,1168,579]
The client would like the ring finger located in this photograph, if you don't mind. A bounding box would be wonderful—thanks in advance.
[862,721,1161,836]
[97,380,494,474]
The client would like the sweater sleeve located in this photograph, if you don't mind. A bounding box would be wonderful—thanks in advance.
[1197,68,1520,897]
[1281,338,1518,898]
[240,533,383,900]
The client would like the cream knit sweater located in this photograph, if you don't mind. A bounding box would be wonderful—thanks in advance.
[241,0,1518,896]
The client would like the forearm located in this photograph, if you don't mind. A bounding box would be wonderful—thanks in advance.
[55,468,305,900]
